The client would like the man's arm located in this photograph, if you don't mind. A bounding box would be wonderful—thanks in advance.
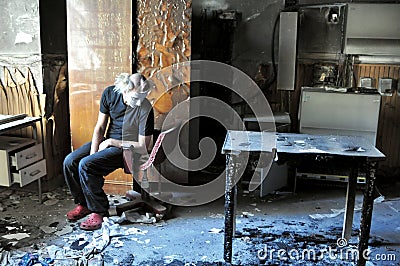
[100,134,152,155]
[90,112,109,154]
[122,134,152,154]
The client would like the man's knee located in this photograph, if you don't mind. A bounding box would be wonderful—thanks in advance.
[64,152,76,170]
[78,157,92,177]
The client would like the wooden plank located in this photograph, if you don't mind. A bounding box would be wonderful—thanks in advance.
[383,65,389,77]
[365,65,371,77]
[360,64,366,78]
[358,65,364,86]
[388,66,395,79]
[368,65,376,84]
[373,65,380,87]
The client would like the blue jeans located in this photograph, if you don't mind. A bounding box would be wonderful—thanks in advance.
[63,141,124,214]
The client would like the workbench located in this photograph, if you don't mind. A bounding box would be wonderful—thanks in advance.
[222,131,385,266]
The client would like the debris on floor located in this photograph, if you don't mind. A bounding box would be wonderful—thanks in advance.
[117,210,157,224]
[0,184,399,265]
[310,195,386,220]
[208,228,223,234]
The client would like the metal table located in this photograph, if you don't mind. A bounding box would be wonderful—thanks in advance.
[222,131,385,266]
[0,114,44,202]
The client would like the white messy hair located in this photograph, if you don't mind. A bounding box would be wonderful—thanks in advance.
[113,73,133,94]
[130,73,150,93]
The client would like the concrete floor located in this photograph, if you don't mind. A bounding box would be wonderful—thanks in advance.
[0,178,399,265]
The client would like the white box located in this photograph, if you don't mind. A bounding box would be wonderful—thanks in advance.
[299,87,381,146]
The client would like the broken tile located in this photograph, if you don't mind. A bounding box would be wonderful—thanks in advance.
[29,195,39,201]
[208,228,222,234]
[241,212,254,218]
[43,192,59,199]
[55,224,73,236]
[40,225,57,234]
[9,195,20,201]
[43,199,59,206]
[209,213,224,219]
[1,232,30,240]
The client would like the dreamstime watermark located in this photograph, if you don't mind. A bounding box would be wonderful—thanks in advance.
[257,238,397,263]
[123,60,276,206]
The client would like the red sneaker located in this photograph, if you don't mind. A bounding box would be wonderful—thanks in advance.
[66,205,92,221]
[79,213,103,231]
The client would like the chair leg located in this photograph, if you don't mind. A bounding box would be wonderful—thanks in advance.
[156,164,162,196]
[141,169,150,200]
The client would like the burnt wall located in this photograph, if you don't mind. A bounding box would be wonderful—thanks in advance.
[192,0,284,77]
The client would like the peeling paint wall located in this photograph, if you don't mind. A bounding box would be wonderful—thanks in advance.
[0,0,43,92]
[0,0,68,186]
[0,1,41,54]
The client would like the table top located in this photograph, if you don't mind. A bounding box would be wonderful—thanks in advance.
[222,130,276,154]
[276,133,385,159]
[0,115,41,134]
[222,131,385,160]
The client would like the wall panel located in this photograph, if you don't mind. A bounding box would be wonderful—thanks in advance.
[66,0,133,192]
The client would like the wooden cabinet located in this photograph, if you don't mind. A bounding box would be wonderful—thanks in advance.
[0,136,46,187]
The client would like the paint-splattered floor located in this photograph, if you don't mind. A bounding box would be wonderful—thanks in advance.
[0,178,399,265]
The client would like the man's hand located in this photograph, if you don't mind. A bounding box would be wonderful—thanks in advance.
[98,138,121,151]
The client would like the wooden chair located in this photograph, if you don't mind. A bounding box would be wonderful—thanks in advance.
[122,122,181,199]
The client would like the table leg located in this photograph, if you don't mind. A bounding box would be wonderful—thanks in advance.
[357,161,377,266]
[38,178,42,204]
[342,164,358,241]
[224,154,238,263]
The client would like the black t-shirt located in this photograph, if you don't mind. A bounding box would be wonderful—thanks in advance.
[122,98,154,141]
[99,85,154,140]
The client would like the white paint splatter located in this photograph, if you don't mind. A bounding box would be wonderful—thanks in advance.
[14,32,33,44]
